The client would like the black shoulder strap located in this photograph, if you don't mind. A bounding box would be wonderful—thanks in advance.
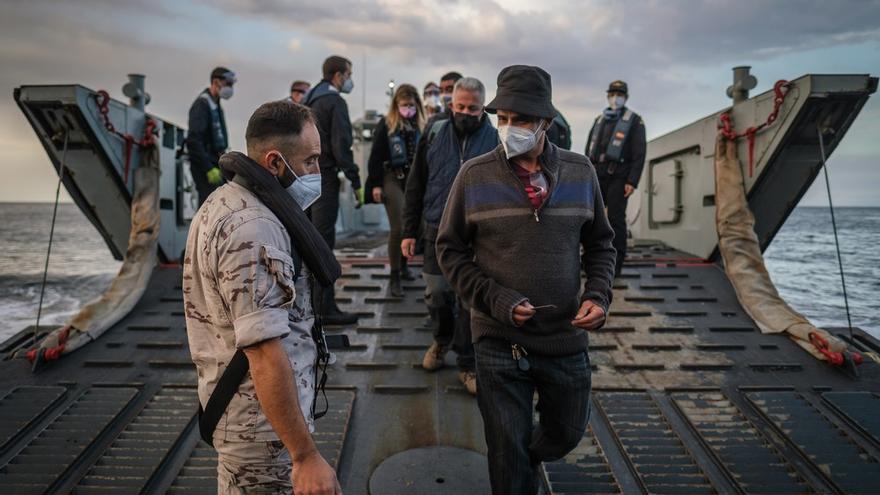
[197,348,249,446]
[427,119,446,145]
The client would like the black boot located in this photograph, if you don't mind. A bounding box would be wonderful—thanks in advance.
[389,270,404,298]
[319,284,359,326]
[400,257,416,281]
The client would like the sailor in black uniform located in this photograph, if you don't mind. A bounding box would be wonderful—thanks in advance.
[586,80,646,277]
[187,67,235,206]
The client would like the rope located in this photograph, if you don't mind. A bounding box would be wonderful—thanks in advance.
[817,126,854,342]
[33,129,69,349]
[719,80,790,177]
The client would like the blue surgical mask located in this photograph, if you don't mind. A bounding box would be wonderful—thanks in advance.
[341,77,354,94]
[219,85,234,100]
[278,154,322,210]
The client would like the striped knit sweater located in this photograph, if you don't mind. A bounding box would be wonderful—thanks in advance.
[436,142,616,356]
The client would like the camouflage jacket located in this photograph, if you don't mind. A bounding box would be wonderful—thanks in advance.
[183,181,316,442]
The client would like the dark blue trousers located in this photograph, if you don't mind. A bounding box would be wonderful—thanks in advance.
[474,338,592,494]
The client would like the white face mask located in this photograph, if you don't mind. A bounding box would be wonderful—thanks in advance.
[498,121,545,159]
[279,154,322,210]
[219,85,234,100]
[607,95,625,110]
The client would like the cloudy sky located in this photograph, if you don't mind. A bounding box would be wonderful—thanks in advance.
[1,0,878,205]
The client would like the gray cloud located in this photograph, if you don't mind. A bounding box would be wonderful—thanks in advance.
[0,0,877,205]
[208,0,880,82]
[203,0,880,147]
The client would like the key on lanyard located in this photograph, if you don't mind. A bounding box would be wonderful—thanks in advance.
[511,344,530,372]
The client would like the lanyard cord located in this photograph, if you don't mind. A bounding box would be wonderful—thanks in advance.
[34,129,69,350]
[817,126,853,342]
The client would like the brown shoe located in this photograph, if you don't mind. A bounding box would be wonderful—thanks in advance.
[422,341,449,371]
[458,371,477,395]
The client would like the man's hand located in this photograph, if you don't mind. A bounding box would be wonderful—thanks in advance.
[292,451,342,495]
[401,238,416,259]
[571,300,606,330]
[372,187,383,204]
[512,301,536,327]
[624,183,635,198]
[206,167,223,185]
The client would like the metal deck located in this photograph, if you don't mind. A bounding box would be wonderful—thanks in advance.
[1,241,878,494]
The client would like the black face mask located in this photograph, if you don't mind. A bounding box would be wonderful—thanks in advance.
[453,112,482,135]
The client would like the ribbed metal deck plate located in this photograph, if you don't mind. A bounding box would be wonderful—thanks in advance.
[822,391,880,446]
[543,423,620,494]
[75,386,197,494]
[671,390,809,494]
[596,391,715,494]
[166,441,216,494]
[0,385,66,451]
[746,390,880,494]
[0,386,138,494]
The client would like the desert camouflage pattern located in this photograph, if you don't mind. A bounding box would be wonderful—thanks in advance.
[183,181,317,445]
[215,437,292,494]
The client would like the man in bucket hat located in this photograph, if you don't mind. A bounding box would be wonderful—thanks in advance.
[437,65,616,494]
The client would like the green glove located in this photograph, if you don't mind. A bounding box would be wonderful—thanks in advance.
[354,187,364,209]
[206,167,223,185]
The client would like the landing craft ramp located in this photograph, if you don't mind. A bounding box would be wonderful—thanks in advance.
[1,242,878,494]
[5,70,879,493]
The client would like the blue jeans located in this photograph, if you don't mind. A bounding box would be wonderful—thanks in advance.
[474,338,591,494]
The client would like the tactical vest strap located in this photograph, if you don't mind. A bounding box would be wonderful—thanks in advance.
[586,114,604,161]
[605,110,634,163]
[199,92,227,152]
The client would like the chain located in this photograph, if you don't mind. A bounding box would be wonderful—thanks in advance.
[718,80,791,177]
[94,90,156,184]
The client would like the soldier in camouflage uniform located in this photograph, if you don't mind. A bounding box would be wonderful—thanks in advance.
[184,101,341,494]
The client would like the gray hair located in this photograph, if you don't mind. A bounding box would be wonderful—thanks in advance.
[453,77,485,104]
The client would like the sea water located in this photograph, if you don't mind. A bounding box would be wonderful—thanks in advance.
[0,203,877,343]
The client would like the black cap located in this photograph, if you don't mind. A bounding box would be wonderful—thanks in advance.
[607,80,628,95]
[485,65,555,119]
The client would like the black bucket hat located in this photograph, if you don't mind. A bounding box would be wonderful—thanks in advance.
[485,65,555,119]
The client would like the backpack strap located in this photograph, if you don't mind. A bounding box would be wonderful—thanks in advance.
[197,348,249,446]
[427,120,446,146]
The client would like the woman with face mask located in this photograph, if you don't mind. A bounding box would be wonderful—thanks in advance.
[365,84,426,296]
